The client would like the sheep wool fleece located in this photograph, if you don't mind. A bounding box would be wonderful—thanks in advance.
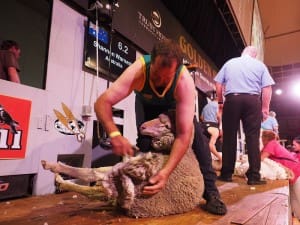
[127,146,204,217]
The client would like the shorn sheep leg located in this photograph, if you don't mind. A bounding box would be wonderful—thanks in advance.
[55,174,109,200]
[41,160,106,183]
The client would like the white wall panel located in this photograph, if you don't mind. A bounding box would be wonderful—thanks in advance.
[0,0,137,195]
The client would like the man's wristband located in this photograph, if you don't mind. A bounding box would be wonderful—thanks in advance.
[218,101,224,104]
[109,131,121,138]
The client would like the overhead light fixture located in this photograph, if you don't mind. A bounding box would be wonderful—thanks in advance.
[88,0,119,25]
[275,89,282,95]
[291,81,300,98]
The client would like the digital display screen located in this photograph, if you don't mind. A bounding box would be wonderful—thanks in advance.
[84,21,136,81]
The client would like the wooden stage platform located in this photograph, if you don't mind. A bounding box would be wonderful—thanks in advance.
[0,177,293,225]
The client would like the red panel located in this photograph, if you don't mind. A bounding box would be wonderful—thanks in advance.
[0,94,31,159]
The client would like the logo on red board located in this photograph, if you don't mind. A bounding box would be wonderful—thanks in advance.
[0,95,31,159]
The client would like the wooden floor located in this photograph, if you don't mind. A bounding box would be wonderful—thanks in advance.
[294,217,300,225]
[0,177,292,225]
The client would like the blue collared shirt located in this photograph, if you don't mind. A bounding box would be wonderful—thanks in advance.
[214,55,275,96]
[261,116,279,132]
[201,100,218,123]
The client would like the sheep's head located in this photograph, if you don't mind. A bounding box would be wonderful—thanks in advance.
[139,114,172,137]
[139,113,175,152]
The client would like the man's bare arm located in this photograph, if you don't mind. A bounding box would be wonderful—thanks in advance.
[260,151,270,160]
[94,59,143,155]
[261,86,272,121]
[215,82,224,128]
[7,67,20,83]
[164,67,195,176]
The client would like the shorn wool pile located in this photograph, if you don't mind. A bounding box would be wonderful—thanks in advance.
[235,156,293,180]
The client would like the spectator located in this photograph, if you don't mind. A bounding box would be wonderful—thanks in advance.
[261,111,279,134]
[0,40,21,83]
[200,92,222,162]
[292,136,300,152]
[292,136,300,161]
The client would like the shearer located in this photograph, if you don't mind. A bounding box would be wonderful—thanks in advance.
[94,39,227,215]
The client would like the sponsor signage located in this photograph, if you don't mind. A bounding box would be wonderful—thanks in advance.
[112,0,218,83]
[0,95,31,159]
[192,70,216,93]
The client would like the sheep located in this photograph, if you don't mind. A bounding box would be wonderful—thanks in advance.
[41,113,204,217]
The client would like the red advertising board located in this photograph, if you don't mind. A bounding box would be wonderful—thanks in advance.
[0,95,31,159]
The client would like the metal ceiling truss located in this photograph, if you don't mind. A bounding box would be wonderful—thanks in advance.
[213,0,245,53]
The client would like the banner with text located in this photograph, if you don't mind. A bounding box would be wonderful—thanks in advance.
[112,0,218,88]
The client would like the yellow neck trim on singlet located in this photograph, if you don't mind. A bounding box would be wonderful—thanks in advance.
[149,75,175,98]
[137,55,184,100]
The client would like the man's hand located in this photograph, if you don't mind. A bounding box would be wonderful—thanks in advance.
[262,110,269,121]
[219,129,223,138]
[110,135,134,156]
[142,170,169,195]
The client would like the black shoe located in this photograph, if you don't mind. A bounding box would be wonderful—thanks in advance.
[202,196,227,215]
[247,179,267,185]
[217,175,233,182]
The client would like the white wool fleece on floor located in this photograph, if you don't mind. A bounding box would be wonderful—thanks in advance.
[234,157,292,180]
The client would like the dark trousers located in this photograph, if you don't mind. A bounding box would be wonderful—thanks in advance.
[221,94,262,180]
[193,118,220,200]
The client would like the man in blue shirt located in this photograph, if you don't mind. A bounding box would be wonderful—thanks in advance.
[261,111,279,134]
[201,93,222,162]
[201,98,218,123]
[214,46,275,185]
